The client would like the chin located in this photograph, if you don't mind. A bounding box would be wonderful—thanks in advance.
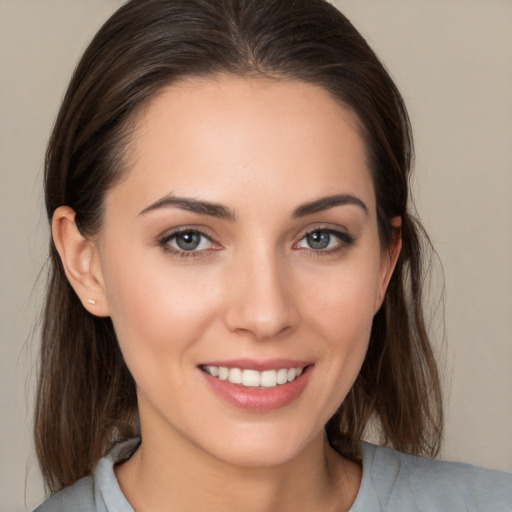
[187,416,327,469]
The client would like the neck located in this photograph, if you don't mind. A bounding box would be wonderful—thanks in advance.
[115,425,360,512]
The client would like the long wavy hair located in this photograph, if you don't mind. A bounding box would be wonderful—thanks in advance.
[36,0,443,494]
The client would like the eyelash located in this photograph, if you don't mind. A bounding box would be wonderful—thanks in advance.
[158,227,355,258]
[295,227,356,257]
[158,228,219,258]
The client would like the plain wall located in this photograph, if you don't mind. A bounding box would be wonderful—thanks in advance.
[0,1,510,510]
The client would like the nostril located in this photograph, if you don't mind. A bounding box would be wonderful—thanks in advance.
[230,320,295,341]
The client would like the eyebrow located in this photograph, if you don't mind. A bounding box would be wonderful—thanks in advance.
[139,192,368,220]
[292,194,368,218]
[139,195,236,221]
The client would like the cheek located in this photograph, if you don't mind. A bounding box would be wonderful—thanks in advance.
[318,281,376,371]
[101,247,223,369]
[299,257,381,339]
[285,258,381,422]
[297,255,381,394]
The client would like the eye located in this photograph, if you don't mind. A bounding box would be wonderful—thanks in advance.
[295,228,355,253]
[160,229,218,255]
[303,231,334,250]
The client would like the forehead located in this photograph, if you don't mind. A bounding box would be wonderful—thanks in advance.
[107,76,375,218]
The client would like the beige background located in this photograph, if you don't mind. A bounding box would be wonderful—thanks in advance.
[1,1,511,510]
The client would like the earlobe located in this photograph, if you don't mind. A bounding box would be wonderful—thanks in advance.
[52,206,110,317]
[375,216,402,313]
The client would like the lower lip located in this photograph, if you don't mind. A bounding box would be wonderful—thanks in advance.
[200,366,313,411]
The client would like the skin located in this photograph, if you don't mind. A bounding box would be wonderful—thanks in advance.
[53,76,401,511]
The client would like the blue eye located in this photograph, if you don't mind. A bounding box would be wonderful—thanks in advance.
[305,231,332,250]
[160,229,216,254]
[173,231,203,251]
[296,229,354,252]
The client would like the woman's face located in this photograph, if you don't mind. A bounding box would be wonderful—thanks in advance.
[93,76,398,466]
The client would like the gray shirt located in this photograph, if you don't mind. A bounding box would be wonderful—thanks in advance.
[34,438,512,511]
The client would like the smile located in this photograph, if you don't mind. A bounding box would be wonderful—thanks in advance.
[199,361,313,411]
[202,365,304,388]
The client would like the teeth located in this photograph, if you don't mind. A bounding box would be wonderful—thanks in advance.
[203,365,305,388]
[260,370,276,388]
[242,369,260,387]
[228,367,242,384]
[276,368,288,385]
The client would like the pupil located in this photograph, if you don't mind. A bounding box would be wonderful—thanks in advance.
[176,232,201,250]
[307,231,330,249]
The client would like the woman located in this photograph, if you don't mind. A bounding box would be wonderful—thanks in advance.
[34,0,511,510]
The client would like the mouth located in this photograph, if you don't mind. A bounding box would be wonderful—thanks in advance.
[201,365,305,388]
[198,360,313,411]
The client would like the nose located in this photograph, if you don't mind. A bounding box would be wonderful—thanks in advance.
[224,249,300,340]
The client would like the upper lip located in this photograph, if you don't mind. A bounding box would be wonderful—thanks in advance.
[198,358,312,371]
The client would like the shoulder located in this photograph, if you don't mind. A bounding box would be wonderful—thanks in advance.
[33,438,139,512]
[33,476,96,512]
[353,443,512,512]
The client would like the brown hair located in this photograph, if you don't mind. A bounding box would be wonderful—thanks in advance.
[36,0,443,493]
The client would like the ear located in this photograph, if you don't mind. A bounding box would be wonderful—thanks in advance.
[52,206,110,317]
[374,216,402,313]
